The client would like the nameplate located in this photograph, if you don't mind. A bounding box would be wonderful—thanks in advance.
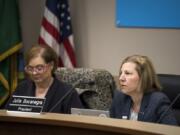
[6,95,46,113]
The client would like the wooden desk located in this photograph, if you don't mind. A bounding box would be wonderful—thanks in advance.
[0,110,179,135]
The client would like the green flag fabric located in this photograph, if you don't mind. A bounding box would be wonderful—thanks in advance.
[0,0,22,106]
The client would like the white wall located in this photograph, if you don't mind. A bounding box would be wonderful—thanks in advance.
[19,0,180,75]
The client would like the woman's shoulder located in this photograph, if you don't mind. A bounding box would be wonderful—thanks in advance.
[12,79,33,95]
[54,77,72,88]
[111,90,130,111]
[147,91,170,103]
[150,91,168,98]
[16,79,33,88]
[53,77,74,93]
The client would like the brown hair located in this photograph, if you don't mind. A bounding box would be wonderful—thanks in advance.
[25,44,58,73]
[119,55,162,93]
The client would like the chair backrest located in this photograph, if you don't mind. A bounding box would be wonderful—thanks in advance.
[158,74,180,125]
[55,68,116,110]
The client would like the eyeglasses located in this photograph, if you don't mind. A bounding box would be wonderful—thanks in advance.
[24,64,50,74]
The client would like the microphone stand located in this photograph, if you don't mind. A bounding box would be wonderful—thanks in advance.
[48,79,95,112]
[157,93,180,123]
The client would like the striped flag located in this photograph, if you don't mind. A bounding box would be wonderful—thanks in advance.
[39,0,76,68]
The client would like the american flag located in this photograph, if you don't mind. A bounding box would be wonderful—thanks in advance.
[39,0,76,68]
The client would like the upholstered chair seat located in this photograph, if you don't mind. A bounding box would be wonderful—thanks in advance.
[55,68,115,110]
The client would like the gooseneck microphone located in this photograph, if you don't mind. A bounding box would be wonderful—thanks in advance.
[157,93,180,123]
[48,79,95,112]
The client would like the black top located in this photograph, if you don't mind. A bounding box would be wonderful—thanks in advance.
[110,90,178,126]
[5,77,83,113]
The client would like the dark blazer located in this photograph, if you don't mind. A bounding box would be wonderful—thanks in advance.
[5,77,83,113]
[110,90,177,126]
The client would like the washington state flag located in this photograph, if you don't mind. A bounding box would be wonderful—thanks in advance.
[0,0,22,106]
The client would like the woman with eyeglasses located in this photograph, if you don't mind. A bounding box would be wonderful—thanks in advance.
[5,45,83,113]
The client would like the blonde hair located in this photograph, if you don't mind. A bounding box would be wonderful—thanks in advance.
[119,55,161,93]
